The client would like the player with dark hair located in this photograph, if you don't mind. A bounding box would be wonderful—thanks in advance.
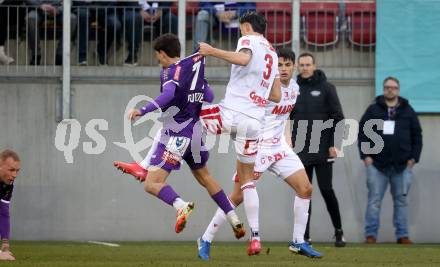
[198,11,281,255]
[0,149,20,261]
[197,48,322,260]
[116,33,245,238]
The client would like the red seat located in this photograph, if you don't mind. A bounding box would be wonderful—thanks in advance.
[171,1,200,17]
[345,2,376,46]
[300,2,339,46]
[257,2,292,46]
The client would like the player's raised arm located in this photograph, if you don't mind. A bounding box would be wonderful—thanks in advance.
[128,82,177,121]
[199,42,251,66]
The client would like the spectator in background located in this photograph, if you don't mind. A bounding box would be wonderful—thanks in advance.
[193,1,256,50]
[289,52,346,247]
[139,1,177,39]
[358,76,422,244]
[76,1,121,65]
[0,1,24,65]
[26,0,77,65]
[118,1,143,66]
[0,150,21,261]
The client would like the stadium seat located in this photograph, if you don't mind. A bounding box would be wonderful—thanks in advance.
[257,2,292,46]
[345,2,376,47]
[300,2,339,46]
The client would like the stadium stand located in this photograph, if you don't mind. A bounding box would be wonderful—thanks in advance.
[345,2,376,46]
[256,2,292,46]
[300,2,339,46]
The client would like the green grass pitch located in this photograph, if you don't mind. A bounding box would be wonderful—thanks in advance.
[4,241,440,266]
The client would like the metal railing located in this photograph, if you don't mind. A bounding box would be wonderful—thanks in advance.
[0,0,375,72]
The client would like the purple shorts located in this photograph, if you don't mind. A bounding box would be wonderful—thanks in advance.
[149,135,209,172]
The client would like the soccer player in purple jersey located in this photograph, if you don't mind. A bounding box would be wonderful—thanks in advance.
[121,34,245,238]
[0,150,20,261]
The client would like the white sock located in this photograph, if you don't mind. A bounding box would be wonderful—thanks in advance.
[172,198,186,210]
[293,196,310,243]
[202,208,227,242]
[202,198,236,242]
[241,182,260,241]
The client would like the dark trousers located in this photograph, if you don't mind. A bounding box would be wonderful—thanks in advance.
[0,2,22,45]
[304,162,343,239]
[77,7,121,63]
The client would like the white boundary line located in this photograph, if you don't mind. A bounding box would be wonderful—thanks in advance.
[88,241,120,247]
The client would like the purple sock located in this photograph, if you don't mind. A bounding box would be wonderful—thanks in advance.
[157,185,180,206]
[211,190,233,214]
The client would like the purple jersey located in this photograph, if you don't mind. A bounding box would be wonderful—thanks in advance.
[160,53,206,138]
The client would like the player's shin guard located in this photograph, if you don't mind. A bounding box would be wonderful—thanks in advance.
[241,181,260,241]
[293,196,310,244]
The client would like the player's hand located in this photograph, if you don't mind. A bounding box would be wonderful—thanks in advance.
[364,156,373,166]
[128,109,142,121]
[329,147,338,158]
[0,251,15,261]
[198,42,215,56]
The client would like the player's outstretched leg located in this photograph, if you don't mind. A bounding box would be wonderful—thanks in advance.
[114,161,148,182]
[144,168,194,233]
[192,167,246,240]
[198,181,243,260]
[285,169,322,258]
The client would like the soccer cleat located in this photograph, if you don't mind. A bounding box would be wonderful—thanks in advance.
[113,161,148,182]
[226,212,246,239]
[197,237,211,261]
[175,202,195,233]
[247,239,261,256]
[232,223,246,239]
[289,241,322,258]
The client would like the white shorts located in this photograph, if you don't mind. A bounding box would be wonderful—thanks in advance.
[200,104,261,164]
[254,142,304,180]
[230,141,304,182]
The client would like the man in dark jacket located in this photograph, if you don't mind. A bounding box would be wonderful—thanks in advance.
[289,52,346,247]
[358,76,422,244]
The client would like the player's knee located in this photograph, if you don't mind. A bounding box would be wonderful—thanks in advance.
[229,193,243,207]
[298,183,313,198]
[143,180,154,194]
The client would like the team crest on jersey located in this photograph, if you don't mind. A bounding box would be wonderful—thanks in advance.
[241,39,250,46]
[166,136,190,156]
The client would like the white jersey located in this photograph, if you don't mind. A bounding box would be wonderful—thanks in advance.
[219,35,279,122]
[259,79,299,150]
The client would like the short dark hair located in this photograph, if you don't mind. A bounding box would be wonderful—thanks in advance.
[383,76,400,87]
[277,48,296,62]
[298,52,315,64]
[239,11,266,35]
[153,33,181,58]
[0,149,20,162]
